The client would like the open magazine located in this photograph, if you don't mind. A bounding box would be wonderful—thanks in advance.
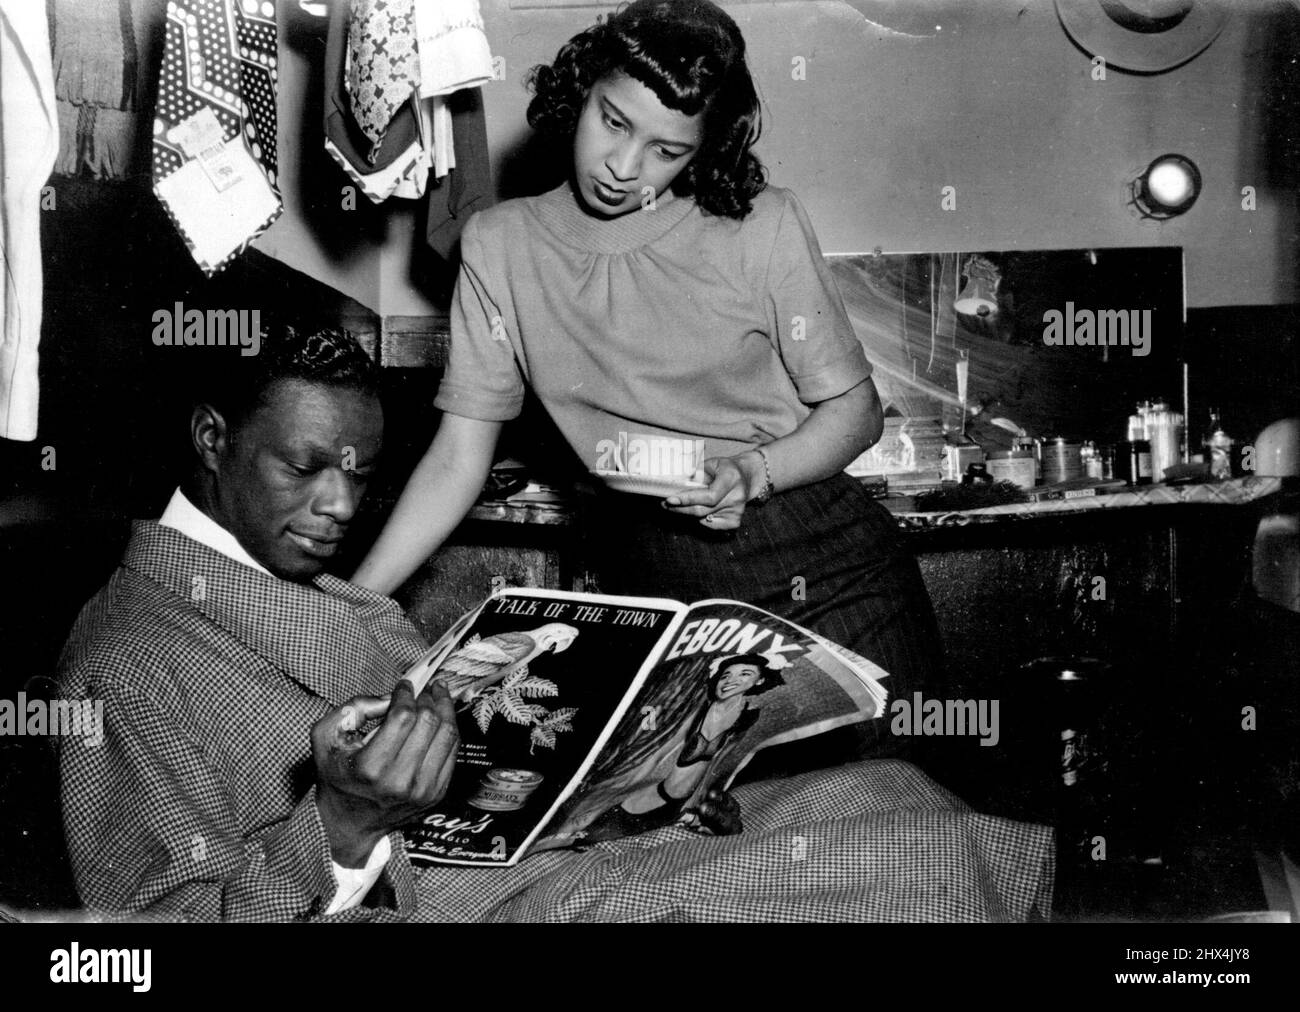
[399,589,889,867]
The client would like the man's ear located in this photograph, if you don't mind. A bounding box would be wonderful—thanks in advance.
[191,402,231,476]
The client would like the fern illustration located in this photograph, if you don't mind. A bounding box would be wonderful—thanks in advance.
[504,667,560,699]
[470,692,499,734]
[470,666,575,748]
[530,707,578,755]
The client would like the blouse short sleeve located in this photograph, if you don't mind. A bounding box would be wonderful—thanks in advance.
[766,190,873,404]
[432,215,526,422]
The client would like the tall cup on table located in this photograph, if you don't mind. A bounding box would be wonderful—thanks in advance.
[1147,408,1182,482]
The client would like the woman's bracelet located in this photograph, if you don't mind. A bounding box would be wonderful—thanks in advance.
[748,446,775,506]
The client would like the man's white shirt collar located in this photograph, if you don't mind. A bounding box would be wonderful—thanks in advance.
[158,488,273,576]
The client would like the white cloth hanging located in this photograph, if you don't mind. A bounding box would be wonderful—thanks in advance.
[431,95,455,179]
[414,0,493,98]
[415,0,493,180]
[0,0,59,441]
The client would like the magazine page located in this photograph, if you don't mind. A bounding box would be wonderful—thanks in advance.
[529,599,889,852]
[401,589,686,867]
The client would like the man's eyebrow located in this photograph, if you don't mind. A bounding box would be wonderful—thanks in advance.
[601,95,696,151]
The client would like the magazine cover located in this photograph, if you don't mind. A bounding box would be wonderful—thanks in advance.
[401,590,683,866]
[531,599,888,851]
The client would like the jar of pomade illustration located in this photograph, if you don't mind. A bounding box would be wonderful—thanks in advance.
[468,768,545,811]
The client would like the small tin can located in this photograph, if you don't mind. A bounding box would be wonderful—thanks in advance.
[985,449,1036,490]
[1042,437,1083,484]
[468,768,545,811]
[1014,437,1042,483]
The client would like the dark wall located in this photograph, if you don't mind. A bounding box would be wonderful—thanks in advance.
[1184,304,1300,445]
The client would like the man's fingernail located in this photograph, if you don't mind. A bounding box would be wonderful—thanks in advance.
[665,497,680,506]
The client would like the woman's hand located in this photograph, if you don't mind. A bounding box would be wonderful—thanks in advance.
[662,451,766,531]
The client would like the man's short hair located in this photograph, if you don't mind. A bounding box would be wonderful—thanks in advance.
[196,322,381,433]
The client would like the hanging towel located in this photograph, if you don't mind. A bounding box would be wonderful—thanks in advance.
[0,0,60,442]
[151,0,282,276]
[415,0,494,177]
[414,0,493,98]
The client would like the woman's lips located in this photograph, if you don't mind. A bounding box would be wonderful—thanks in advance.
[288,531,340,557]
[592,178,627,206]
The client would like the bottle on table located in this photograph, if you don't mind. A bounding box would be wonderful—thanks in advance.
[1202,408,1233,479]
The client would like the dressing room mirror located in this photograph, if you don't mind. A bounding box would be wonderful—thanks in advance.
[827,247,1186,442]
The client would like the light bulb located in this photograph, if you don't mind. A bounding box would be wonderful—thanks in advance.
[1148,161,1194,207]
[1131,154,1202,219]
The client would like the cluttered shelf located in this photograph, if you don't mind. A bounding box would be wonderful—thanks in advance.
[459,475,1283,530]
[466,501,574,526]
[884,475,1284,528]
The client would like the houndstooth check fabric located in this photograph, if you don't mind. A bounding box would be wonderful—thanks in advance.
[412,761,1055,922]
[57,523,1054,922]
[57,522,425,923]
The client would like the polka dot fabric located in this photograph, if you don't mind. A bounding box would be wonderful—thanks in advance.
[152,0,282,273]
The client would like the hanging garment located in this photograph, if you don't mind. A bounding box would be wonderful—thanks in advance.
[151,0,281,276]
[49,0,165,181]
[325,98,432,203]
[425,87,493,266]
[417,0,494,258]
[416,0,493,180]
[347,0,420,163]
[0,0,60,442]
[414,0,492,99]
[431,94,453,179]
[324,0,428,203]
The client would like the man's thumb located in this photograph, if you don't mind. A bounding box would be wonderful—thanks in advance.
[326,695,392,734]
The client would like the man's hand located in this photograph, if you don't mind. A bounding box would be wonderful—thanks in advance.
[312,681,459,867]
[662,451,766,532]
[676,788,743,836]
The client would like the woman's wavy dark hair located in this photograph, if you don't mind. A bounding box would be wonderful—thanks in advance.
[524,0,766,219]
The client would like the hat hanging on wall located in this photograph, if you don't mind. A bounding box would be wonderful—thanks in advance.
[1055,0,1229,73]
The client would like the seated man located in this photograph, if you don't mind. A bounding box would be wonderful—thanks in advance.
[57,326,1054,923]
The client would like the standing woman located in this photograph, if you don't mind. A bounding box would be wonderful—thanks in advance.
[353,0,941,764]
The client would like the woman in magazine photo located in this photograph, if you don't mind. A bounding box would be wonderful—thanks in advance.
[570,652,788,841]
[353,0,943,779]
